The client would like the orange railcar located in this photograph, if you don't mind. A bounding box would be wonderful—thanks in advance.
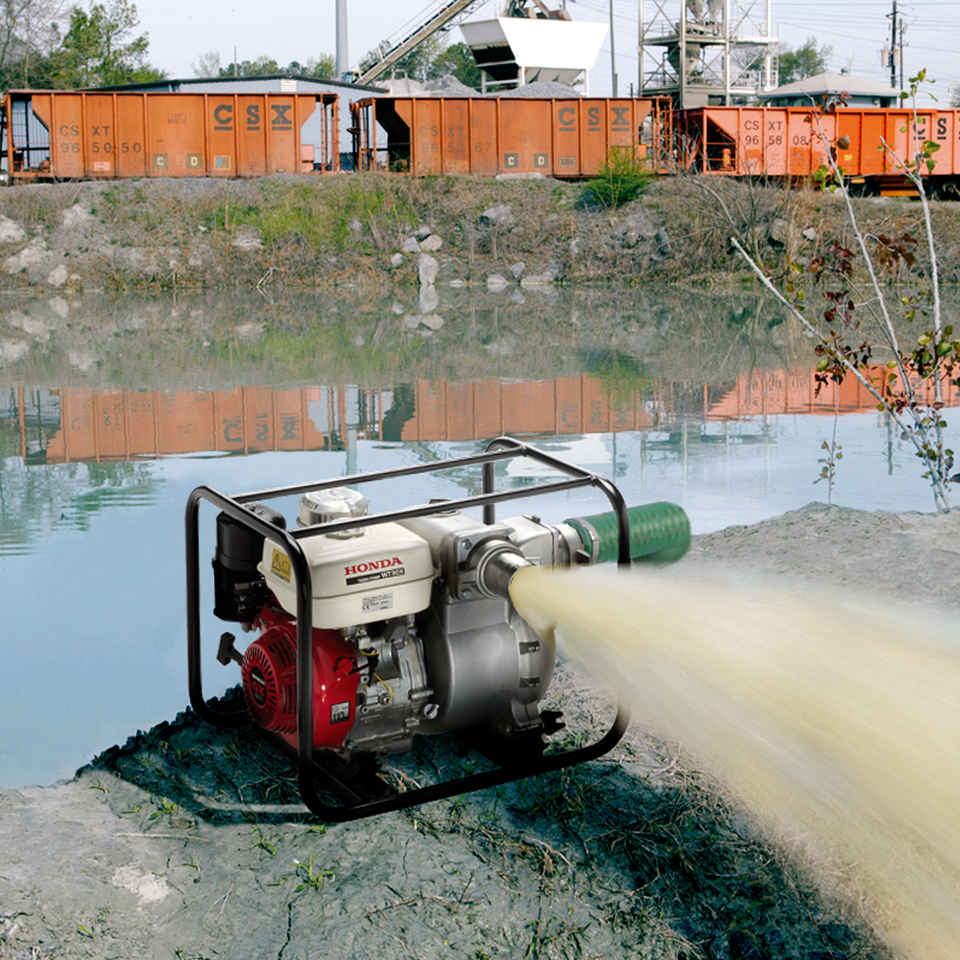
[680,105,960,191]
[351,96,673,177]
[2,89,339,181]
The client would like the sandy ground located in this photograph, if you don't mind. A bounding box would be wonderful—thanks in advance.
[2,502,958,960]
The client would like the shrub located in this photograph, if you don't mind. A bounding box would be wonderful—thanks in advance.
[581,150,654,209]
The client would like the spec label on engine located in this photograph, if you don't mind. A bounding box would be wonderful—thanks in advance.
[362,592,394,614]
[330,701,351,724]
[271,548,292,582]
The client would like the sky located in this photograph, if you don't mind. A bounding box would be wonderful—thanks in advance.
[137,0,957,102]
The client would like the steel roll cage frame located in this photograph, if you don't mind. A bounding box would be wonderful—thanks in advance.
[185,435,632,822]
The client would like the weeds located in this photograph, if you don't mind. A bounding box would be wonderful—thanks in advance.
[581,150,654,209]
[292,853,335,893]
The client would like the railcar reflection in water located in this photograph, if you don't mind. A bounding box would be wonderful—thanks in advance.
[10,363,953,466]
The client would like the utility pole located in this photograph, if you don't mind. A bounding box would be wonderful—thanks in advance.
[898,18,905,92]
[610,0,618,96]
[638,0,643,96]
[887,0,897,89]
[336,0,349,80]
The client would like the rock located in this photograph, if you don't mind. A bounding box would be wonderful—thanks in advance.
[610,210,657,249]
[232,227,263,251]
[61,203,93,229]
[347,218,364,238]
[495,172,546,181]
[418,253,438,287]
[510,291,526,305]
[419,234,443,253]
[768,217,790,246]
[7,311,49,341]
[413,224,432,241]
[402,314,422,330]
[418,285,439,314]
[4,237,49,274]
[68,349,97,372]
[802,227,818,242]
[510,261,525,279]
[448,279,465,288]
[351,333,365,347]
[655,228,671,253]
[46,264,68,288]
[0,339,29,363]
[48,297,69,319]
[486,273,508,290]
[235,321,265,341]
[520,262,559,287]
[480,204,514,229]
[389,252,405,268]
[391,302,405,315]
[401,236,421,254]
[420,314,445,331]
[0,215,25,244]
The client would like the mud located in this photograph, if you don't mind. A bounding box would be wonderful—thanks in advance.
[2,502,958,960]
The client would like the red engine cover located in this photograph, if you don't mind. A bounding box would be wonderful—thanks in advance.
[241,615,360,750]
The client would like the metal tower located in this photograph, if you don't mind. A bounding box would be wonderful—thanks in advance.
[638,0,778,107]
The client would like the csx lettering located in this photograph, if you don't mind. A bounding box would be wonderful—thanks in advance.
[58,124,80,136]
[558,106,576,127]
[213,104,233,129]
[587,106,601,128]
[744,119,761,130]
[611,106,630,129]
[271,104,292,128]
[91,125,110,137]
[344,557,402,576]
[937,117,948,139]
[246,104,261,128]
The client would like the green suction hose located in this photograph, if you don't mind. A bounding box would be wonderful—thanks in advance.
[566,501,690,565]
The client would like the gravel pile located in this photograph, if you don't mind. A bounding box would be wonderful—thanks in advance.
[491,80,582,98]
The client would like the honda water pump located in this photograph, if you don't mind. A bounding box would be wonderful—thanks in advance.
[186,437,689,821]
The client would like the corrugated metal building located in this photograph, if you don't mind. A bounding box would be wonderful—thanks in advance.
[96,74,387,168]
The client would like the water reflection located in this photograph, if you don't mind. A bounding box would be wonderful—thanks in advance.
[1,288,957,786]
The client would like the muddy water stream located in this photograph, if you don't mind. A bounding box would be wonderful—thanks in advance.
[1,287,957,788]
[510,565,960,960]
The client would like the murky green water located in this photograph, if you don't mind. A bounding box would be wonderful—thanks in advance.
[1,286,957,786]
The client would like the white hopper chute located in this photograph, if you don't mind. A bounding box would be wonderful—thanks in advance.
[460,16,607,92]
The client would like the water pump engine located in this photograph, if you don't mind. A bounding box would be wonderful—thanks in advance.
[187,437,689,821]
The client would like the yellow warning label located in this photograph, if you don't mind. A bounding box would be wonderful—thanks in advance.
[271,549,291,582]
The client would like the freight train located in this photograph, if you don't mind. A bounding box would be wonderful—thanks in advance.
[3,88,959,195]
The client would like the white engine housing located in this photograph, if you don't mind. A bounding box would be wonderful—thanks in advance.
[259,521,435,629]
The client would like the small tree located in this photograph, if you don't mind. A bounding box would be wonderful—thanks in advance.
[0,0,66,88]
[212,54,334,79]
[777,37,832,86]
[426,41,481,89]
[49,0,163,87]
[731,72,959,513]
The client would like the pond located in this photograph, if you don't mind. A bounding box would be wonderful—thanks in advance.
[2,286,957,787]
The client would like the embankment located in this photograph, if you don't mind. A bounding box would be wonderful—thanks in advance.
[1,174,958,296]
[1,503,958,960]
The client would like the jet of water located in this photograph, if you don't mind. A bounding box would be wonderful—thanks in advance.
[510,564,960,959]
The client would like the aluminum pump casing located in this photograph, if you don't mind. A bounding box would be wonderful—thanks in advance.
[398,510,583,738]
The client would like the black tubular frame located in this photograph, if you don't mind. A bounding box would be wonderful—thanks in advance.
[185,436,632,822]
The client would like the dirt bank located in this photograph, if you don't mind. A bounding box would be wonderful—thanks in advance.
[1,174,956,298]
[2,502,957,960]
